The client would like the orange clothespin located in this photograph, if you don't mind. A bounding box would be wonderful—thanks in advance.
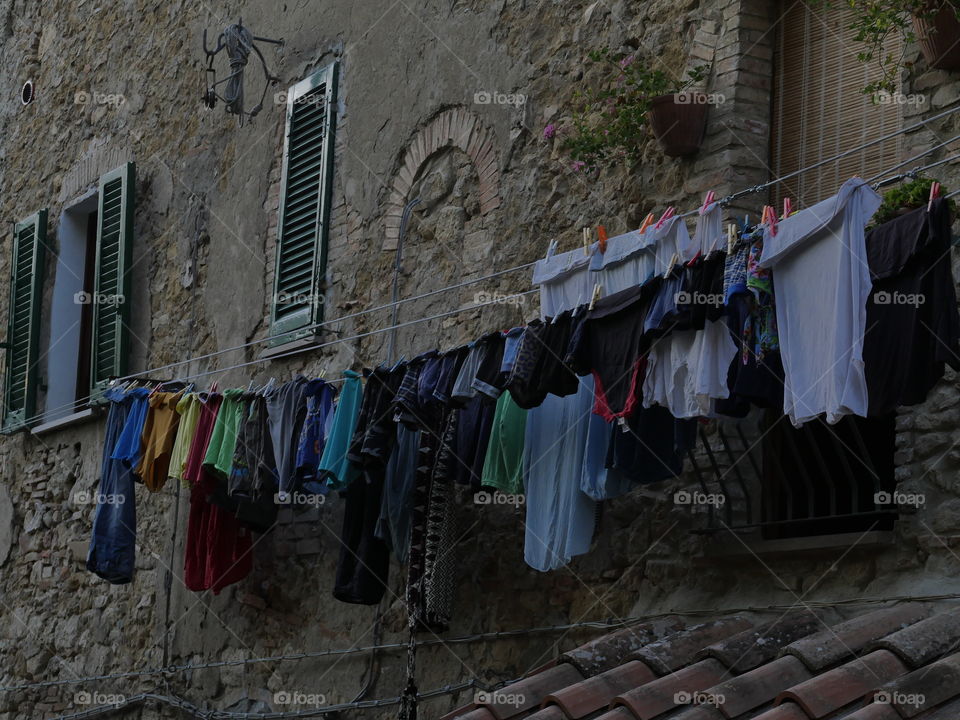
[655,206,675,229]
[699,190,715,215]
[638,213,656,234]
[597,225,608,254]
[782,197,792,220]
[928,181,941,211]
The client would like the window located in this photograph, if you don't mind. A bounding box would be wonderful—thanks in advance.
[770,4,902,207]
[2,162,135,431]
[270,61,338,346]
[2,211,47,433]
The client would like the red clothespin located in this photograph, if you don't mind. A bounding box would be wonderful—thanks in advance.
[638,213,656,234]
[597,225,608,254]
[928,181,941,212]
[699,190,715,215]
[654,206,675,229]
[782,197,792,220]
[763,205,778,237]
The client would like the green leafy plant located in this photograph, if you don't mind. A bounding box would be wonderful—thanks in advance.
[809,0,960,94]
[871,175,955,226]
[554,48,708,171]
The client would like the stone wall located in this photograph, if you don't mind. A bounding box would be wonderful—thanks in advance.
[0,1,959,719]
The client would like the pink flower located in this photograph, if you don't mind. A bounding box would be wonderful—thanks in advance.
[543,124,556,140]
[572,160,586,172]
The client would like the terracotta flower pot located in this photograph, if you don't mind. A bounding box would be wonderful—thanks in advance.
[914,2,960,70]
[646,93,709,157]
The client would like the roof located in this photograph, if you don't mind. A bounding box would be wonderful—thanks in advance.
[441,604,960,720]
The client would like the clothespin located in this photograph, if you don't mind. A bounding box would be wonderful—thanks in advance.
[545,238,559,259]
[928,181,941,211]
[597,225,608,254]
[782,197,792,220]
[582,227,590,255]
[726,223,737,254]
[664,252,679,278]
[655,206,675,229]
[638,213,656,234]
[589,283,602,310]
[319,368,327,379]
[762,205,778,237]
[699,190,715,215]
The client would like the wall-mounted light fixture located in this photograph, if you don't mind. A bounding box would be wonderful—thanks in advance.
[202,19,283,127]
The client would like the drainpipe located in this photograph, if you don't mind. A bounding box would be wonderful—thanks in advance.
[386,197,421,363]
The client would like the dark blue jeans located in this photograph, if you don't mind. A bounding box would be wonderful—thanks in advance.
[86,388,142,584]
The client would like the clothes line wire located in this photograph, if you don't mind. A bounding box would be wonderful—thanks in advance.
[868,132,960,186]
[16,103,960,426]
[12,591,960,696]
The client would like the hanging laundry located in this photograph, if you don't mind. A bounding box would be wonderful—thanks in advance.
[135,390,183,491]
[295,379,336,493]
[318,370,364,491]
[110,387,152,478]
[479,391,527,495]
[264,377,310,499]
[86,386,147,584]
[758,178,882,426]
[169,392,202,485]
[864,197,960,415]
[375,423,421,563]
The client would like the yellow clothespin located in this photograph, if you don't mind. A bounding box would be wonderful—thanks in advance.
[589,283,602,310]
[319,368,327,379]
[664,252,679,278]
[726,223,736,254]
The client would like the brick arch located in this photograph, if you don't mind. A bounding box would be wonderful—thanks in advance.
[382,107,500,250]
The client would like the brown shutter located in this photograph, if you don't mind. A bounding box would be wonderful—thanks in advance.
[771,5,902,207]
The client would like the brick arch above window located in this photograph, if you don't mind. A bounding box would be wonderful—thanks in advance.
[382,107,500,251]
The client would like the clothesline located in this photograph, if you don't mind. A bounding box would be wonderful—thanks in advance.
[868,131,960,187]
[101,101,960,387]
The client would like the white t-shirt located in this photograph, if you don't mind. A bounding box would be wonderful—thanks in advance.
[758,178,882,426]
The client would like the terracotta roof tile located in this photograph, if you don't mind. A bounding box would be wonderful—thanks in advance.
[543,660,656,719]
[592,707,635,720]
[561,619,685,676]
[438,706,498,720]
[477,664,584,720]
[632,618,754,675]
[914,696,960,719]
[523,705,567,720]
[611,658,727,720]
[775,649,908,719]
[869,650,960,718]
[782,603,928,671]
[670,705,727,720]
[748,702,810,720]
[869,608,960,669]
[702,655,811,718]
[835,703,903,720]
[696,611,822,674]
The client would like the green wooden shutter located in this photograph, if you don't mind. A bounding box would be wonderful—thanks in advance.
[2,211,47,433]
[270,61,338,344]
[90,162,135,398]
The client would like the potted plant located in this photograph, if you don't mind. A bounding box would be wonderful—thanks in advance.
[554,49,710,169]
[811,1,960,93]
[870,176,956,227]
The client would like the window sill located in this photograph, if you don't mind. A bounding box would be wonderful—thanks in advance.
[259,335,319,360]
[31,408,101,436]
[700,530,895,559]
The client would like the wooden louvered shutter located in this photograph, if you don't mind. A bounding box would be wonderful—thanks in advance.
[3,211,47,433]
[771,5,902,207]
[90,162,135,398]
[270,61,338,344]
